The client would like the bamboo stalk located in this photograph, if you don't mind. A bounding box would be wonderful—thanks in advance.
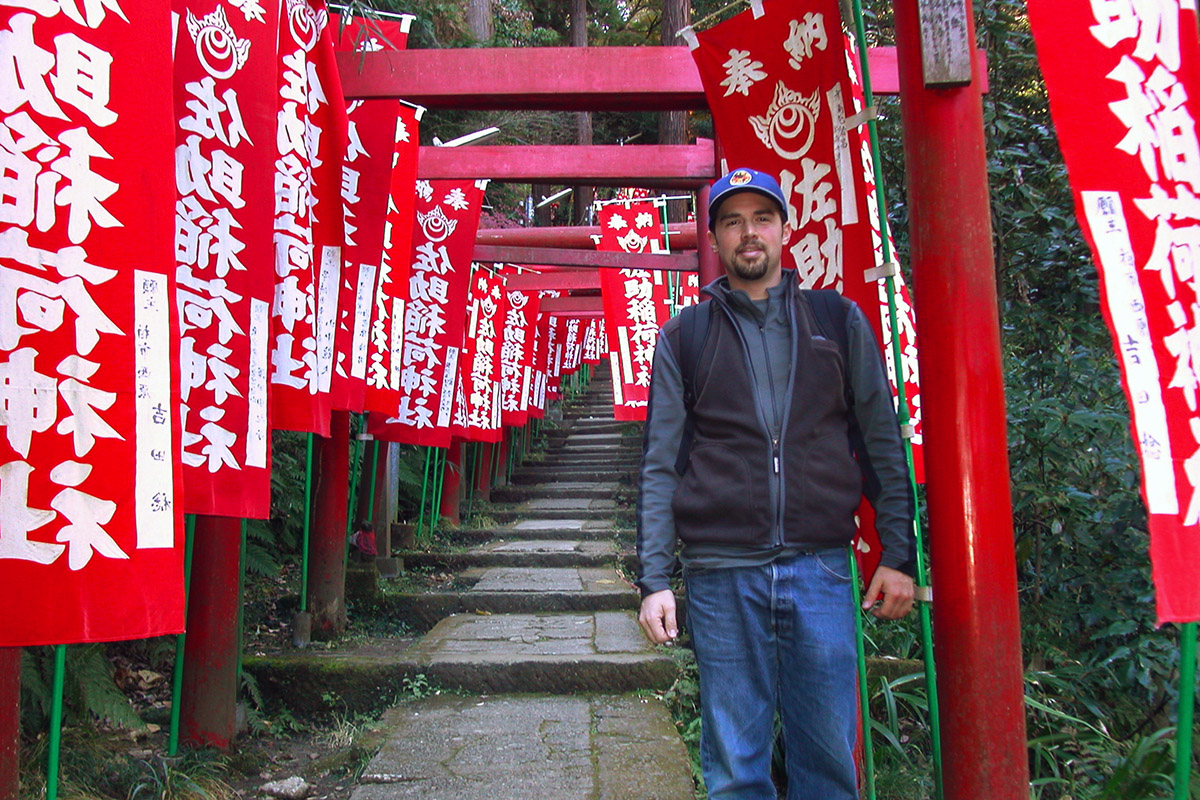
[168,514,197,756]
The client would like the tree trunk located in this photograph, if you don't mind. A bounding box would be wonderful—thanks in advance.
[660,0,690,223]
[467,0,493,43]
[572,0,593,224]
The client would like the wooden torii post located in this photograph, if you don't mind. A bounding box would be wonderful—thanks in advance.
[338,28,1027,799]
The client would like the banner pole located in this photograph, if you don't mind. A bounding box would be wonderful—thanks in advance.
[46,644,66,800]
[367,440,380,525]
[417,446,433,542]
[430,447,447,534]
[346,414,365,540]
[236,520,247,689]
[169,514,198,756]
[848,550,876,800]
[1176,621,1197,800]
[848,0,944,793]
[301,433,314,613]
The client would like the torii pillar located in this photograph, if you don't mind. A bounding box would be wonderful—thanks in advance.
[0,649,18,800]
[894,1,1029,797]
[309,412,350,639]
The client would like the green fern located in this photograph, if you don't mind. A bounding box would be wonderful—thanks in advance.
[20,645,143,732]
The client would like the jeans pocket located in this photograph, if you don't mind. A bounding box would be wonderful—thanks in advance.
[814,549,852,582]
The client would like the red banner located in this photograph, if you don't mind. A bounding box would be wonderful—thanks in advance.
[173,0,277,518]
[688,0,923,481]
[453,265,506,442]
[596,200,672,420]
[500,285,541,426]
[582,319,606,365]
[526,309,553,418]
[365,102,422,415]
[329,15,410,412]
[559,316,583,376]
[268,0,347,435]
[1029,0,1200,623]
[371,179,487,446]
[1,3,184,644]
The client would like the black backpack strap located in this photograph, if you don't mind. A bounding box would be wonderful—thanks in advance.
[802,289,881,498]
[673,301,714,476]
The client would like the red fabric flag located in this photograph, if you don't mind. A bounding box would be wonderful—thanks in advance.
[500,284,541,427]
[0,2,184,644]
[365,102,422,415]
[596,200,673,420]
[452,265,507,442]
[688,0,923,477]
[268,0,347,435]
[329,15,410,412]
[559,316,583,375]
[689,0,927,577]
[526,309,553,418]
[582,319,606,365]
[370,179,487,446]
[173,0,277,519]
[1029,0,1200,623]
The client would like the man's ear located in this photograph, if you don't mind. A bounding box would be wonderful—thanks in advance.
[781,221,792,241]
[707,229,717,251]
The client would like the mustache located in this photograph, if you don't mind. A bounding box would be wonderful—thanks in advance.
[736,240,766,254]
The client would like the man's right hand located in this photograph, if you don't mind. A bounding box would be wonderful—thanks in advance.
[638,589,678,644]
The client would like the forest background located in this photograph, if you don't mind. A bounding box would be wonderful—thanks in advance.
[17,1,1199,798]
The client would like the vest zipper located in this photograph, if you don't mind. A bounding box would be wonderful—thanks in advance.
[758,320,785,547]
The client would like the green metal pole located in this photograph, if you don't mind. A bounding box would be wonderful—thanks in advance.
[46,644,66,800]
[300,433,314,613]
[417,446,433,541]
[848,551,876,800]
[1176,621,1197,800]
[346,414,366,540]
[429,447,447,533]
[236,519,247,688]
[466,443,479,520]
[168,514,197,756]
[847,2,943,794]
[367,440,380,522]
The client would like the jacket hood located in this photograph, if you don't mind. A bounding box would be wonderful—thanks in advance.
[699,269,799,306]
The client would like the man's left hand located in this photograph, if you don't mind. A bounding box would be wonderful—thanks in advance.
[862,565,915,619]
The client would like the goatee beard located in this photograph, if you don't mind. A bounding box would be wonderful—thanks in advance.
[729,251,769,281]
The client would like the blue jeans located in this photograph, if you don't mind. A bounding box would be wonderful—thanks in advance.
[684,550,858,800]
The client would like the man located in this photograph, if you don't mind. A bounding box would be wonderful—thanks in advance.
[636,167,916,800]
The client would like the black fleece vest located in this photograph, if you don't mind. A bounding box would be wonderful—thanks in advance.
[669,293,862,549]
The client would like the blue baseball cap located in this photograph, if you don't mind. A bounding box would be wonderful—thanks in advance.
[707,167,787,229]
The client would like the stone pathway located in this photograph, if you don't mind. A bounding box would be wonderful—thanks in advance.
[352,374,695,799]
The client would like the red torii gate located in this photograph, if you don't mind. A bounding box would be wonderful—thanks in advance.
[334,4,1028,797]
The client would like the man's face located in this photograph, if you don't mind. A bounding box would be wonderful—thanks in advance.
[707,191,791,289]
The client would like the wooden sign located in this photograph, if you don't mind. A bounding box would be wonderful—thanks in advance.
[918,0,973,87]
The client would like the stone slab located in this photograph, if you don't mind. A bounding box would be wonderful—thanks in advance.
[399,612,675,692]
[513,518,585,531]
[464,566,629,594]
[354,695,694,800]
[522,497,619,511]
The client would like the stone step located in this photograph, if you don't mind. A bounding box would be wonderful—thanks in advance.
[511,467,631,484]
[531,456,639,468]
[384,567,639,631]
[445,522,633,543]
[489,508,616,523]
[402,611,675,693]
[400,539,620,570]
[353,695,694,800]
[490,482,621,502]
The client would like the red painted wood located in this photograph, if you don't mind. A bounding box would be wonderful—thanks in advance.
[439,441,463,526]
[310,412,349,639]
[337,46,988,106]
[478,225,698,249]
[547,310,604,319]
[419,144,714,187]
[180,515,242,750]
[0,649,18,800]
[540,296,604,313]
[474,245,696,272]
[894,1,1028,797]
[506,271,603,291]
